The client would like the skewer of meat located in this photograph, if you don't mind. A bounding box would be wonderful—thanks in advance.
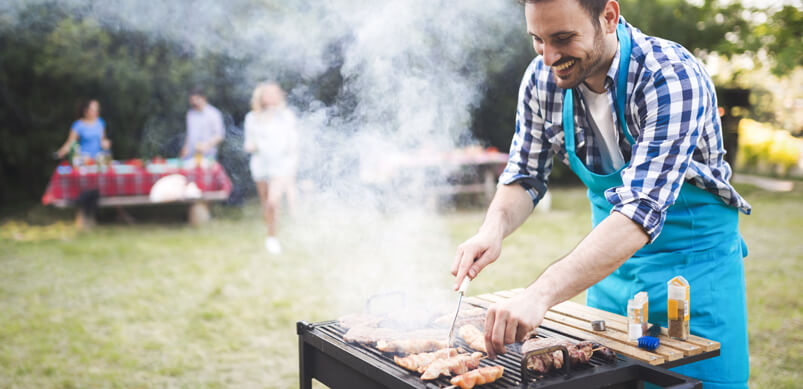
[521,337,614,374]
[591,342,616,361]
[421,352,483,380]
[459,324,486,353]
[393,348,461,373]
[448,366,505,389]
[521,338,582,374]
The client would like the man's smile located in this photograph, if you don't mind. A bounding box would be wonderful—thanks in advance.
[553,58,577,77]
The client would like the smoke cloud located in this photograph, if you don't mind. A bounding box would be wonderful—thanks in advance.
[2,0,526,314]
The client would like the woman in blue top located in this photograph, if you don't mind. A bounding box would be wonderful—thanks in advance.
[57,99,111,159]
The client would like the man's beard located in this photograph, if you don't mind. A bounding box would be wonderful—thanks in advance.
[554,28,608,89]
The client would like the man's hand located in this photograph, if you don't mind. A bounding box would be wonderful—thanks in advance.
[484,289,547,359]
[451,229,503,290]
[101,139,111,150]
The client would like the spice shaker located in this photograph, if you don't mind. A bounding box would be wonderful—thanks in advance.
[667,276,690,340]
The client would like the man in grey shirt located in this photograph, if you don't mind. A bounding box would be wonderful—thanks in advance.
[181,88,225,160]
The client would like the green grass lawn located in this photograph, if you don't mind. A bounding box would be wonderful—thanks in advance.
[1,185,800,388]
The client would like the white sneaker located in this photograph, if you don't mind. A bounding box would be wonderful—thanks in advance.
[265,237,281,254]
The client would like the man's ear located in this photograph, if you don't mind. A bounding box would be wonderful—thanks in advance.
[601,0,620,34]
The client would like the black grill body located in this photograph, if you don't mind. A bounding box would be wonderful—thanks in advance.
[297,319,702,389]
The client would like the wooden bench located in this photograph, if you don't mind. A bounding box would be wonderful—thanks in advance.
[49,191,229,225]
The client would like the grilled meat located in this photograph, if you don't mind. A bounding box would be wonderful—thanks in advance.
[338,313,383,329]
[449,365,504,388]
[343,326,401,345]
[374,328,450,353]
[377,338,449,354]
[343,325,448,349]
[591,342,616,361]
[421,352,483,380]
[521,338,596,374]
[434,306,486,327]
[393,347,461,373]
[459,324,486,353]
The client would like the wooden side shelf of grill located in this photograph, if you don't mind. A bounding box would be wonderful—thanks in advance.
[464,288,720,369]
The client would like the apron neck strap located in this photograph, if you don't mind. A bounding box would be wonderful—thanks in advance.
[564,20,635,151]
[615,22,635,145]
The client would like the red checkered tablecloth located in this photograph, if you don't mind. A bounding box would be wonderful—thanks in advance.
[42,161,232,205]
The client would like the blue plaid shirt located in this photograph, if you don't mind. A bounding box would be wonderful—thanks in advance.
[500,17,751,241]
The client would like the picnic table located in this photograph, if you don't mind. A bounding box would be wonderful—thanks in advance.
[42,159,232,224]
[360,147,511,205]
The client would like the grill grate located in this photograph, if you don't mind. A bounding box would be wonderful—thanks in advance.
[313,319,622,388]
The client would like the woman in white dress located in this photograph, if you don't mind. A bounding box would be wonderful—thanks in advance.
[244,82,299,254]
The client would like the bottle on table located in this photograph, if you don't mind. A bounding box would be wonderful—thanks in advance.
[627,291,649,341]
[71,143,82,167]
[667,276,690,340]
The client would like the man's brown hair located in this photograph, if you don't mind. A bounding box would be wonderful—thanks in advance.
[519,0,616,31]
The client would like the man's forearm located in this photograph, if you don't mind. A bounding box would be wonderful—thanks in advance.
[479,184,536,239]
[527,211,649,309]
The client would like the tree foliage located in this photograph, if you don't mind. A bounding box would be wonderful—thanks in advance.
[618,1,802,77]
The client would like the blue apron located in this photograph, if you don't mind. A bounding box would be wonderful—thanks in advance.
[562,22,749,388]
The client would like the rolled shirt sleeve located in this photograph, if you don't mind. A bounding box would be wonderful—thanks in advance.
[605,63,708,241]
[499,59,554,207]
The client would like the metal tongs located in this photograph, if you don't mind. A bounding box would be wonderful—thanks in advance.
[446,277,471,347]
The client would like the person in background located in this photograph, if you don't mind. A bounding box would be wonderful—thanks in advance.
[56,99,111,229]
[244,82,299,254]
[57,99,111,159]
[181,87,225,160]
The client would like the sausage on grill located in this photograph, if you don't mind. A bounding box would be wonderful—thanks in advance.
[421,352,483,380]
[450,365,504,389]
[394,347,460,373]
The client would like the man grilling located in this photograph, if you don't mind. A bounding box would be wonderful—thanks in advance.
[451,1,750,387]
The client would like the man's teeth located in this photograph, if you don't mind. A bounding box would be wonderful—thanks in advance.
[554,59,576,71]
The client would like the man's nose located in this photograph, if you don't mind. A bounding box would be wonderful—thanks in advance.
[542,43,561,67]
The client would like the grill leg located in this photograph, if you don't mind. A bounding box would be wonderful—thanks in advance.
[299,336,312,389]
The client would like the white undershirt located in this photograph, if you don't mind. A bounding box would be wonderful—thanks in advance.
[579,83,625,174]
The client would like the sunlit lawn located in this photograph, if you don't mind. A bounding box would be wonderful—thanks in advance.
[1,185,800,388]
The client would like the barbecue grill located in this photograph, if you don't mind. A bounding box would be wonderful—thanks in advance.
[297,306,703,389]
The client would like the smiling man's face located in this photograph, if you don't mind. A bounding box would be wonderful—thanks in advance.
[525,0,612,90]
